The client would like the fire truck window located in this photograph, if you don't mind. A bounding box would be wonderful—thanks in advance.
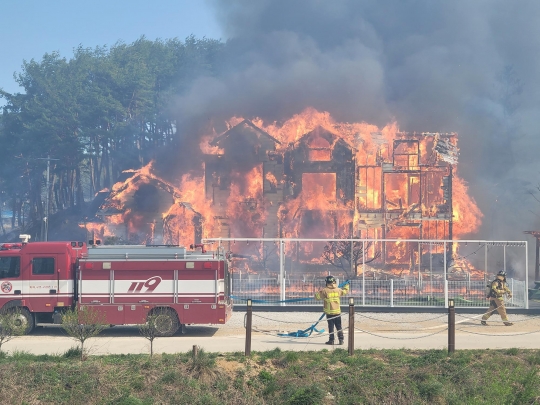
[32,257,55,275]
[0,257,20,279]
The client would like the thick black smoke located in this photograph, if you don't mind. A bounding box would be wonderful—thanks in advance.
[174,0,540,241]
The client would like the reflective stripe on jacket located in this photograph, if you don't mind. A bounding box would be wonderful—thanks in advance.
[490,280,511,299]
[314,283,350,315]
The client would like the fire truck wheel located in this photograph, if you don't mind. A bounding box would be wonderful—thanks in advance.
[10,307,34,335]
[151,308,180,337]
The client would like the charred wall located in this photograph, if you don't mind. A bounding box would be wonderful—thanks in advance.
[283,127,355,204]
[204,120,284,239]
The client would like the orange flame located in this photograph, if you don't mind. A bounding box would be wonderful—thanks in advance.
[92,108,482,276]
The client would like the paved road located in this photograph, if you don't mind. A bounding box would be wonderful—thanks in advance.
[4,321,540,355]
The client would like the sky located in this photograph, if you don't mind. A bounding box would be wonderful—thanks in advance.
[0,0,222,102]
[1,0,540,244]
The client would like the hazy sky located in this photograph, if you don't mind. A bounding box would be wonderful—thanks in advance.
[0,0,221,100]
[2,0,539,240]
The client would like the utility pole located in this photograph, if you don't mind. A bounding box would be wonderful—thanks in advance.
[37,156,59,241]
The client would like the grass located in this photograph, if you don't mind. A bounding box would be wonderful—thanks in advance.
[0,349,539,404]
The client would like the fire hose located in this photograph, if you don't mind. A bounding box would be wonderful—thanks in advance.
[279,280,350,338]
[237,280,350,338]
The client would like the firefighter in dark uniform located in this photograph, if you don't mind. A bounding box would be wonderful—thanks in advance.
[315,275,350,345]
[482,270,513,326]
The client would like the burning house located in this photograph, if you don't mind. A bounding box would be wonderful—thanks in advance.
[88,108,482,278]
[86,164,202,245]
[203,119,283,239]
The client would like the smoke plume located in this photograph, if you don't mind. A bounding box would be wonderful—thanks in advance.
[173,0,540,240]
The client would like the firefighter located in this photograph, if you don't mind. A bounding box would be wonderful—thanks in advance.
[315,275,350,345]
[481,270,513,326]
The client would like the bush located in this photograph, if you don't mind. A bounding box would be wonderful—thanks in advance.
[188,348,221,382]
[160,370,178,384]
[274,351,300,367]
[287,384,325,405]
[63,346,83,359]
[418,379,444,401]
[61,306,107,360]
[257,347,282,363]
[0,307,27,352]
[258,370,274,383]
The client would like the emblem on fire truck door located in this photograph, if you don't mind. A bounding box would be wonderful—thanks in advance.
[127,276,162,293]
[1,281,13,293]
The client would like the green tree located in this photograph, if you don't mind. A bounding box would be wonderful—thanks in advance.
[0,35,224,238]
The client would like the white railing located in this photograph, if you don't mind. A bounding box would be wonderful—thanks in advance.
[230,278,526,308]
[207,238,529,309]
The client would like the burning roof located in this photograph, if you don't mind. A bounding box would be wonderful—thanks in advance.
[88,108,482,265]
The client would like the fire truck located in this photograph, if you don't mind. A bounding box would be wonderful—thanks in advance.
[0,238,232,336]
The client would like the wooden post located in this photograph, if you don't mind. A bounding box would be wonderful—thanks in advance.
[448,298,455,354]
[192,345,198,358]
[245,299,252,357]
[348,297,354,356]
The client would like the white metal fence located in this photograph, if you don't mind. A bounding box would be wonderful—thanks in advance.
[204,238,529,309]
[230,277,526,308]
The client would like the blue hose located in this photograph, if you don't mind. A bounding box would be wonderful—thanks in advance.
[276,280,350,338]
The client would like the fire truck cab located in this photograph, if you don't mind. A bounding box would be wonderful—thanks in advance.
[0,240,232,336]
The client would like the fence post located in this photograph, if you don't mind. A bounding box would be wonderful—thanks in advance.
[444,280,449,308]
[245,299,252,357]
[348,298,354,356]
[390,279,394,307]
[192,345,198,358]
[362,240,366,306]
[503,244,507,274]
[448,298,455,354]
[525,241,529,309]
[510,278,514,306]
[279,241,285,306]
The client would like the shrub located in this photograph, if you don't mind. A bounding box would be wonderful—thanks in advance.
[274,351,300,367]
[188,348,221,382]
[287,384,325,405]
[0,307,27,353]
[63,346,83,359]
[61,306,107,360]
[258,370,274,383]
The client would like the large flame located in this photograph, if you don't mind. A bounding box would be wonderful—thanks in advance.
[89,108,483,278]
[452,176,483,237]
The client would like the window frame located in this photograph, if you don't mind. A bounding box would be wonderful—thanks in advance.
[32,257,56,276]
[0,256,21,279]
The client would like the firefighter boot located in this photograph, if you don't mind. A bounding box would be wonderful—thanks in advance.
[504,322,514,326]
[338,339,344,345]
[325,340,335,345]
[481,321,487,326]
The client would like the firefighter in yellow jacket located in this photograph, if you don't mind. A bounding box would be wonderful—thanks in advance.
[482,271,513,326]
[315,275,350,345]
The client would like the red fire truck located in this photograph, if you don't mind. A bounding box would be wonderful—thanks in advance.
[0,240,232,336]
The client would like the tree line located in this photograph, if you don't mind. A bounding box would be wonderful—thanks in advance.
[0,36,223,234]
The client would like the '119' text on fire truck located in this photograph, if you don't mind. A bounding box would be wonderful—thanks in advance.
[0,239,232,336]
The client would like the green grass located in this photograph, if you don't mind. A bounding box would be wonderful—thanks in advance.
[0,349,539,404]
